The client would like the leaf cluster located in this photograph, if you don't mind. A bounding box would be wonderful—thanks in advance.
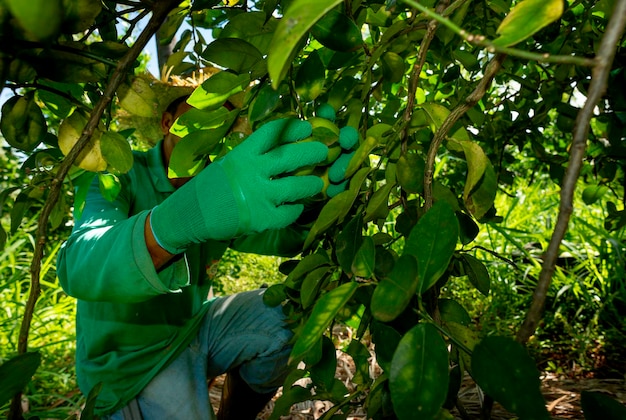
[0,0,625,419]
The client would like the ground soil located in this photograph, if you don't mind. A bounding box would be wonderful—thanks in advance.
[208,358,626,419]
[24,366,626,419]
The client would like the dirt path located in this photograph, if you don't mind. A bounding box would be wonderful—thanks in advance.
[209,371,626,419]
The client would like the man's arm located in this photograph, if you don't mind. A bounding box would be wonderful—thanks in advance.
[145,212,176,270]
[57,177,190,303]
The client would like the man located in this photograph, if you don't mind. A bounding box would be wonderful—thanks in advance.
[56,94,330,419]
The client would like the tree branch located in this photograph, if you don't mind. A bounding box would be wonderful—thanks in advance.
[516,0,626,344]
[423,53,506,210]
[9,1,180,419]
[401,0,596,67]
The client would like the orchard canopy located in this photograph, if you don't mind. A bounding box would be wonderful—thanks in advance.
[0,0,625,419]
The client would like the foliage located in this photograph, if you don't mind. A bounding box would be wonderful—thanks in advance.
[0,0,625,419]
[211,248,286,295]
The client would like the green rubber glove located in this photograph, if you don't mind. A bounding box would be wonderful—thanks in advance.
[315,104,359,198]
[150,118,329,254]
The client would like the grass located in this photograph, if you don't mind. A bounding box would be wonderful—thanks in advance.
[444,176,626,377]
[0,216,81,419]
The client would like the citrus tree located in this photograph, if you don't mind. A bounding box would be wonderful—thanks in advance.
[1,0,625,419]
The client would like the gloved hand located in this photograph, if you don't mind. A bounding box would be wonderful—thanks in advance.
[150,118,329,254]
[311,103,359,198]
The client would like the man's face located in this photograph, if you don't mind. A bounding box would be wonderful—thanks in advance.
[162,100,193,146]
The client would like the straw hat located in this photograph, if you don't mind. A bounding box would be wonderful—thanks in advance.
[115,66,221,146]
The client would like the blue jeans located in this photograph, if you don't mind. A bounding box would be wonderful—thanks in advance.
[104,289,293,420]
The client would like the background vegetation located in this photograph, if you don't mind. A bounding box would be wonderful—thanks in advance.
[0,0,625,419]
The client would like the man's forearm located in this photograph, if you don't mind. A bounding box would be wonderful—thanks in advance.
[145,212,176,270]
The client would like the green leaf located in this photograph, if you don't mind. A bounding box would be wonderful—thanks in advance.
[390,323,449,420]
[452,49,480,71]
[301,266,331,309]
[268,0,343,88]
[187,72,250,110]
[437,0,471,45]
[381,51,406,83]
[438,298,472,326]
[364,182,394,222]
[403,201,459,294]
[344,135,378,179]
[284,252,330,289]
[168,110,238,177]
[447,138,489,200]
[472,336,550,419]
[268,384,312,420]
[248,84,281,123]
[170,107,234,138]
[310,336,337,389]
[49,194,67,230]
[371,321,402,372]
[79,382,103,420]
[34,41,108,83]
[6,0,62,40]
[263,284,286,307]
[346,339,372,385]
[0,225,6,250]
[465,161,497,221]
[352,236,376,278]
[37,80,77,119]
[289,281,358,364]
[443,321,480,375]
[327,77,358,113]
[421,102,450,132]
[310,9,363,52]
[157,7,186,45]
[459,253,491,296]
[303,167,370,249]
[220,11,278,55]
[117,77,160,118]
[581,390,626,420]
[98,173,121,202]
[494,0,564,47]
[294,50,326,103]
[100,131,133,175]
[202,38,266,79]
[336,214,363,274]
[457,211,479,245]
[61,0,103,34]
[397,152,425,195]
[0,352,41,405]
[371,254,419,322]
[10,191,31,234]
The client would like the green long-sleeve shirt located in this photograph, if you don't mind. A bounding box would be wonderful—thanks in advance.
[56,142,305,414]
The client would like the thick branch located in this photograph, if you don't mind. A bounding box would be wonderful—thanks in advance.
[9,1,180,419]
[516,0,626,344]
[423,53,506,210]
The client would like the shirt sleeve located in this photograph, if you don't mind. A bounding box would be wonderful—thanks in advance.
[56,175,190,303]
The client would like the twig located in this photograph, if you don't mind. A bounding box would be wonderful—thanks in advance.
[423,53,506,211]
[6,82,89,110]
[516,0,626,344]
[401,0,596,67]
[8,1,181,419]
[400,0,450,148]
[0,38,120,67]
[121,8,151,44]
